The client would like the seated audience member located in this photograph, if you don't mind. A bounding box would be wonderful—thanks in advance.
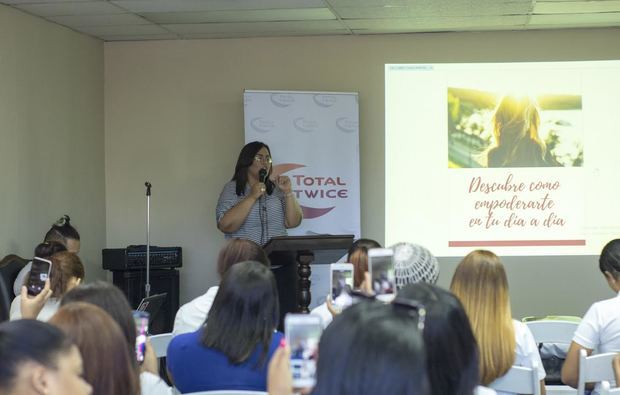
[167,260,282,393]
[14,215,80,296]
[450,250,546,395]
[49,302,140,395]
[310,238,380,326]
[392,242,440,289]
[11,251,85,321]
[0,319,92,395]
[61,281,173,395]
[269,300,429,395]
[173,238,269,336]
[561,239,620,393]
[398,282,492,395]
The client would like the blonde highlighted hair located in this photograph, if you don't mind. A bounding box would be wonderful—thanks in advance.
[449,250,515,385]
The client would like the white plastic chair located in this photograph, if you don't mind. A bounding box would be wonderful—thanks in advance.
[181,392,268,395]
[601,380,620,394]
[489,363,541,395]
[525,320,579,344]
[577,349,617,395]
[149,332,173,358]
[526,319,580,394]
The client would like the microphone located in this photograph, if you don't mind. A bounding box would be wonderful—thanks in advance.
[259,169,267,183]
[144,182,152,196]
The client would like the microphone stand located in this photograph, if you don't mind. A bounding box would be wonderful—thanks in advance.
[144,182,152,298]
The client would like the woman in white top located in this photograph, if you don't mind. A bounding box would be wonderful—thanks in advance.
[562,239,620,393]
[10,251,84,321]
[451,250,546,395]
[173,238,270,335]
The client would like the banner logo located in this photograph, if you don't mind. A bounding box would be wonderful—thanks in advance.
[270,93,295,108]
[250,117,275,133]
[274,163,349,219]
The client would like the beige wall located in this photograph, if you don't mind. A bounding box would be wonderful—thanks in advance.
[104,28,620,318]
[0,5,105,281]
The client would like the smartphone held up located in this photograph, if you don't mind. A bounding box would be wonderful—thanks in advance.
[27,257,52,296]
[368,248,396,302]
[285,314,322,388]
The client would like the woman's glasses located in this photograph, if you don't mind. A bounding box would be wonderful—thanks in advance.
[254,154,272,164]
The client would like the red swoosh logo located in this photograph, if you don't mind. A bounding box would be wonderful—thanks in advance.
[272,163,305,177]
[301,206,335,219]
[275,163,336,219]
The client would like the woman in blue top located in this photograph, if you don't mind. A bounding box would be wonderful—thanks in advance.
[167,260,282,393]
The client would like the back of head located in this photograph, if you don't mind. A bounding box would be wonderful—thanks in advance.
[217,238,270,278]
[312,301,429,395]
[44,215,80,250]
[202,260,279,367]
[599,239,620,277]
[0,319,73,392]
[398,283,479,395]
[449,250,515,385]
[34,241,67,259]
[48,251,85,298]
[348,238,381,288]
[61,281,135,360]
[391,242,439,290]
[49,302,139,395]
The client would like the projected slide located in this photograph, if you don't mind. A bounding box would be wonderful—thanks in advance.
[385,61,620,256]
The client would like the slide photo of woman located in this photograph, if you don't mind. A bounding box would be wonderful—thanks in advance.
[447,88,583,169]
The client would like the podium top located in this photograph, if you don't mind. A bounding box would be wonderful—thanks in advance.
[263,235,354,255]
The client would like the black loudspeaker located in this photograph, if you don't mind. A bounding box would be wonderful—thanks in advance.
[111,269,179,334]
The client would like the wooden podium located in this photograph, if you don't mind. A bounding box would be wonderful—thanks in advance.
[263,235,354,316]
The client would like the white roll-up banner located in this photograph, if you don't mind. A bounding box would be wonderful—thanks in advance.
[244,90,361,239]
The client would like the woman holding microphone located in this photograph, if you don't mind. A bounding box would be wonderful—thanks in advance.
[216,141,302,246]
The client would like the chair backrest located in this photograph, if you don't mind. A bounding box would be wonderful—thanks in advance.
[578,349,617,395]
[149,332,173,358]
[182,392,268,395]
[600,380,620,395]
[526,320,580,344]
[0,255,29,304]
[490,363,541,395]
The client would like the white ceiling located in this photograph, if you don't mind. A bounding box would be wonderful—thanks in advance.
[2,0,620,41]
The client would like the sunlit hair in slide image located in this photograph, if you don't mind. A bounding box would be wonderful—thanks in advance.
[487,95,560,168]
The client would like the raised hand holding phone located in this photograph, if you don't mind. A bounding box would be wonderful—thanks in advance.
[19,279,52,319]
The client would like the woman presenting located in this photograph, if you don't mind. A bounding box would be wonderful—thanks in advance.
[216,141,302,246]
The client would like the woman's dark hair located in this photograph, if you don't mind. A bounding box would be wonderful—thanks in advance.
[231,141,274,196]
[599,239,620,277]
[61,281,136,362]
[201,260,279,367]
[49,302,140,395]
[398,283,479,395]
[34,241,67,259]
[0,319,74,391]
[311,301,429,395]
[347,238,381,288]
[48,251,85,297]
[44,215,80,243]
[217,238,270,278]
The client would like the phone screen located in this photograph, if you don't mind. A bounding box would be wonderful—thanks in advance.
[285,315,322,388]
[27,257,52,296]
[370,252,396,301]
[331,266,354,312]
[133,311,149,364]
